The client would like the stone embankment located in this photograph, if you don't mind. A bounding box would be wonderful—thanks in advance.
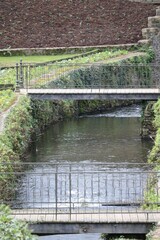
[141,102,156,139]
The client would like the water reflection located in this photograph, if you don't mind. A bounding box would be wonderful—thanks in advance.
[39,233,101,240]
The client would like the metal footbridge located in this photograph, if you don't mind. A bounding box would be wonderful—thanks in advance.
[15,62,160,100]
[1,162,160,235]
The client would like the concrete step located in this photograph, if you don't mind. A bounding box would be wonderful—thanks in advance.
[156,7,160,16]
[148,16,160,28]
[138,39,151,45]
[142,27,159,39]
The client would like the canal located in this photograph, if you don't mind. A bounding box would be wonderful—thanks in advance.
[18,104,153,240]
[26,104,151,165]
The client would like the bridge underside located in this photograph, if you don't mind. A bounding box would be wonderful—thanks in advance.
[28,93,160,100]
[12,211,160,234]
[29,222,153,235]
[21,89,160,100]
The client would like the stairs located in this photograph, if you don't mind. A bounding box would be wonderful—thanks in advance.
[139,6,160,44]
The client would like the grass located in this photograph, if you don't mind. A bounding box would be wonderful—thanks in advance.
[0,53,83,67]
[60,49,128,64]
[0,49,129,86]
[0,90,16,112]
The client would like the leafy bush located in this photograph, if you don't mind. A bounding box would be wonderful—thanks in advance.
[0,68,16,85]
[1,97,33,155]
[0,204,37,240]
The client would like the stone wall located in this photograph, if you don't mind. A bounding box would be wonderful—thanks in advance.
[129,0,160,3]
[141,102,156,139]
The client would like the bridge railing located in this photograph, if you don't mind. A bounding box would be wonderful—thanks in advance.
[0,162,159,221]
[15,61,160,90]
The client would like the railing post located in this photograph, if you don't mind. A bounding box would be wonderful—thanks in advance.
[16,63,19,91]
[69,164,72,221]
[55,165,58,221]
[19,59,24,88]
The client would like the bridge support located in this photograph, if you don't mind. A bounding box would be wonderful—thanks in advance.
[29,222,153,235]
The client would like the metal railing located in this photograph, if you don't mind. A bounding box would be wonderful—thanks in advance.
[15,61,160,90]
[0,162,160,221]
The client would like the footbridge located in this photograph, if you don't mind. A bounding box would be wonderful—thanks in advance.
[21,88,160,100]
[16,62,160,100]
[1,162,160,235]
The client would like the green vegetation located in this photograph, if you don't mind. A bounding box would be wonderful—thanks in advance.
[142,100,160,210]
[0,204,36,240]
[60,49,128,64]
[0,68,16,85]
[46,54,153,90]
[0,53,80,67]
[0,90,16,112]
[0,49,128,86]
[149,99,160,164]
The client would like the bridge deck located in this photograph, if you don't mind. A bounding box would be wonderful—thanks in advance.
[20,88,160,100]
[12,210,160,223]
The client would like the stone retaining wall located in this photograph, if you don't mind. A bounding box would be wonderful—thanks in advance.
[129,0,160,3]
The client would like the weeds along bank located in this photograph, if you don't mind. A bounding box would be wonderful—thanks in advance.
[148,100,160,165]
[0,52,154,200]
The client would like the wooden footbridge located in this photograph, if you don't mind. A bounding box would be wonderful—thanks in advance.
[1,162,160,235]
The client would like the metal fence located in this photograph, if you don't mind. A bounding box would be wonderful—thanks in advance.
[15,61,160,90]
[1,162,160,221]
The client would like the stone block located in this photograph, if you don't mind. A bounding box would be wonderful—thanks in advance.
[142,27,160,39]
[138,39,151,45]
[148,16,160,28]
[156,8,160,16]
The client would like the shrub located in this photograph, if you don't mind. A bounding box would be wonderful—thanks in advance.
[0,204,37,240]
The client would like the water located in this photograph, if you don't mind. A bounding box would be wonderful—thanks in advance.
[17,104,152,240]
[27,105,151,164]
[38,233,101,240]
